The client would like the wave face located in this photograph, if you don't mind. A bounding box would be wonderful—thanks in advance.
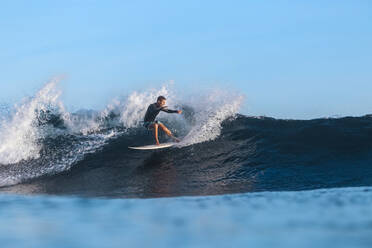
[1,81,372,198]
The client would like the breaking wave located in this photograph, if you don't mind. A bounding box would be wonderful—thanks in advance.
[0,79,243,187]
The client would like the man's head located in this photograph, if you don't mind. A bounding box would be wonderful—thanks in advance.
[156,96,166,107]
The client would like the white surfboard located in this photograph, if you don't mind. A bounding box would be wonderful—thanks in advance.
[128,142,175,150]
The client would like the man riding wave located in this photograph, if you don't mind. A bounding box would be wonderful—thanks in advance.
[143,96,182,145]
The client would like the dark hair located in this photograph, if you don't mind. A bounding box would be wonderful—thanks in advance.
[157,96,166,101]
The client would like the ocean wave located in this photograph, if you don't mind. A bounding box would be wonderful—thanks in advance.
[1,80,372,198]
[0,79,243,187]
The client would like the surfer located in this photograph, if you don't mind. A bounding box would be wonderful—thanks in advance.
[143,96,182,145]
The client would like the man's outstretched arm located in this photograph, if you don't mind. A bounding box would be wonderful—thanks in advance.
[161,107,182,114]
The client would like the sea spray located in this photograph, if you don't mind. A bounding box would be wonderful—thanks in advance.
[0,79,64,164]
[178,89,244,146]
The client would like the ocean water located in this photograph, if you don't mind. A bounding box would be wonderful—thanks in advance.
[1,81,372,247]
[1,187,372,248]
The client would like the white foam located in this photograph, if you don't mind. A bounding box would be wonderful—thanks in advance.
[0,79,116,167]
[0,79,64,164]
[178,90,244,146]
[101,84,174,129]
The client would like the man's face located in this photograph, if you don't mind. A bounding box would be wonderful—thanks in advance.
[157,99,166,107]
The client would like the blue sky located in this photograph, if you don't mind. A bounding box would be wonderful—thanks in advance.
[1,0,371,119]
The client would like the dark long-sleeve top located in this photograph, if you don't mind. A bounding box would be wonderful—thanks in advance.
[144,103,178,122]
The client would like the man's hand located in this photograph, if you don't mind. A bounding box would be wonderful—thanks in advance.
[177,110,182,114]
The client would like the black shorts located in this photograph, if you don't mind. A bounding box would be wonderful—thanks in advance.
[143,120,162,129]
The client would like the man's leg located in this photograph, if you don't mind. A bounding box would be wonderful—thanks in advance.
[159,123,180,142]
[149,123,160,145]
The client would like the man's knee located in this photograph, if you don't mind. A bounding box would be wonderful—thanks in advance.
[161,125,172,135]
[159,123,168,131]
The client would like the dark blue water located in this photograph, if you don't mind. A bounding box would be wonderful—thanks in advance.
[1,114,372,198]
